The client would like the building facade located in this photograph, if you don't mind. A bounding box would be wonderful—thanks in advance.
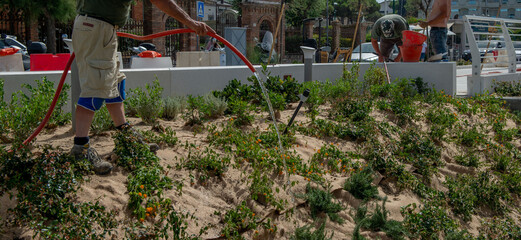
[451,0,521,19]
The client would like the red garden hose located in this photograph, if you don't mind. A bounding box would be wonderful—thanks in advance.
[16,29,257,149]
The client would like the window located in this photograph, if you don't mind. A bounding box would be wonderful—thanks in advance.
[502,0,508,3]
[468,0,477,4]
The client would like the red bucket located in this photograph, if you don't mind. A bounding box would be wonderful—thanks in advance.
[399,45,423,62]
[402,30,427,46]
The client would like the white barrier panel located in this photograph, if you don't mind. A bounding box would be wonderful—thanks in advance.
[0,62,456,112]
[0,53,24,72]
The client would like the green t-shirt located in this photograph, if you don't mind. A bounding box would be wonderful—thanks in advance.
[371,14,409,40]
[77,0,132,27]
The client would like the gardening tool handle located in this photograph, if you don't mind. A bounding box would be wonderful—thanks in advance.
[283,89,310,135]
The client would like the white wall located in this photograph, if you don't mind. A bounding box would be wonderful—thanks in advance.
[0,62,456,112]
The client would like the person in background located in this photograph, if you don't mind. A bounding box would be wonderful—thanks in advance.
[71,0,215,175]
[419,0,451,61]
[371,14,409,62]
[420,41,427,61]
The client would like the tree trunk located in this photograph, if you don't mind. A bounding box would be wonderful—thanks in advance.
[45,11,57,54]
[143,0,153,35]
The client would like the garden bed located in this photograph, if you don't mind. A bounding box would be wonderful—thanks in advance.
[1,64,521,239]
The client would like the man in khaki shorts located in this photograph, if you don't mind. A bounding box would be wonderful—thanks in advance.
[71,0,215,175]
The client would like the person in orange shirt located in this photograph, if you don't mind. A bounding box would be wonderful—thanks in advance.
[419,0,451,61]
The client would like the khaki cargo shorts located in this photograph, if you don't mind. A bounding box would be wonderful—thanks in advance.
[72,15,125,99]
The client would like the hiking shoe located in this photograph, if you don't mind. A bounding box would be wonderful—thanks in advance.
[119,124,160,153]
[71,144,113,175]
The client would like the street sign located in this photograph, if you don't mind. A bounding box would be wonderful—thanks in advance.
[197,1,204,18]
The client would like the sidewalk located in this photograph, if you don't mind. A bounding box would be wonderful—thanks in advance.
[456,63,521,96]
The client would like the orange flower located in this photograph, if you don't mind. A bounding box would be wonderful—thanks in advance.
[138,192,142,197]
[252,213,256,217]
[140,185,144,189]
[144,194,147,198]
[139,218,144,222]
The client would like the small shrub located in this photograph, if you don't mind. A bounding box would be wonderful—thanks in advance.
[201,93,227,119]
[454,152,480,168]
[0,78,70,144]
[493,79,521,96]
[329,97,372,122]
[353,199,407,240]
[478,216,521,239]
[303,184,344,224]
[228,97,255,127]
[445,176,478,222]
[397,130,442,181]
[401,200,458,239]
[344,166,379,201]
[290,222,333,240]
[128,78,164,124]
[184,95,204,126]
[162,96,186,120]
[180,146,229,183]
[91,106,113,135]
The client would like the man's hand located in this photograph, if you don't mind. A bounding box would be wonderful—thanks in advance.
[189,21,216,36]
[419,21,429,29]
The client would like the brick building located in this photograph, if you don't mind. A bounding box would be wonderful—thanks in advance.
[241,0,285,60]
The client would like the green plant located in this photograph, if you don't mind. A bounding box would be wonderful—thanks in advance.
[396,130,442,182]
[1,148,117,239]
[184,95,204,126]
[290,221,333,240]
[200,93,228,119]
[0,78,70,144]
[127,78,164,124]
[425,107,458,141]
[401,200,458,240]
[454,151,480,168]
[228,97,255,127]
[363,62,387,93]
[493,79,521,96]
[91,105,113,135]
[215,201,275,239]
[478,216,521,239]
[329,97,372,122]
[445,176,478,222]
[354,198,407,240]
[180,146,230,184]
[162,96,186,120]
[140,126,179,147]
[213,78,252,103]
[344,166,379,201]
[303,184,344,224]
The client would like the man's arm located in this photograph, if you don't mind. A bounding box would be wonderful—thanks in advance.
[149,0,215,36]
[371,38,384,62]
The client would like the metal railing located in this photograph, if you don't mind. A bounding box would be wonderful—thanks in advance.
[463,15,521,95]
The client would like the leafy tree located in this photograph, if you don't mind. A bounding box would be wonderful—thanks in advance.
[332,0,382,24]
[405,0,433,19]
[285,0,326,28]
[1,0,75,54]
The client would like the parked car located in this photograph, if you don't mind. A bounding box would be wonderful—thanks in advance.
[0,34,30,70]
[461,41,504,62]
[350,42,399,62]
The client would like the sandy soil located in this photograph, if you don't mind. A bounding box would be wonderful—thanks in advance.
[1,102,520,239]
